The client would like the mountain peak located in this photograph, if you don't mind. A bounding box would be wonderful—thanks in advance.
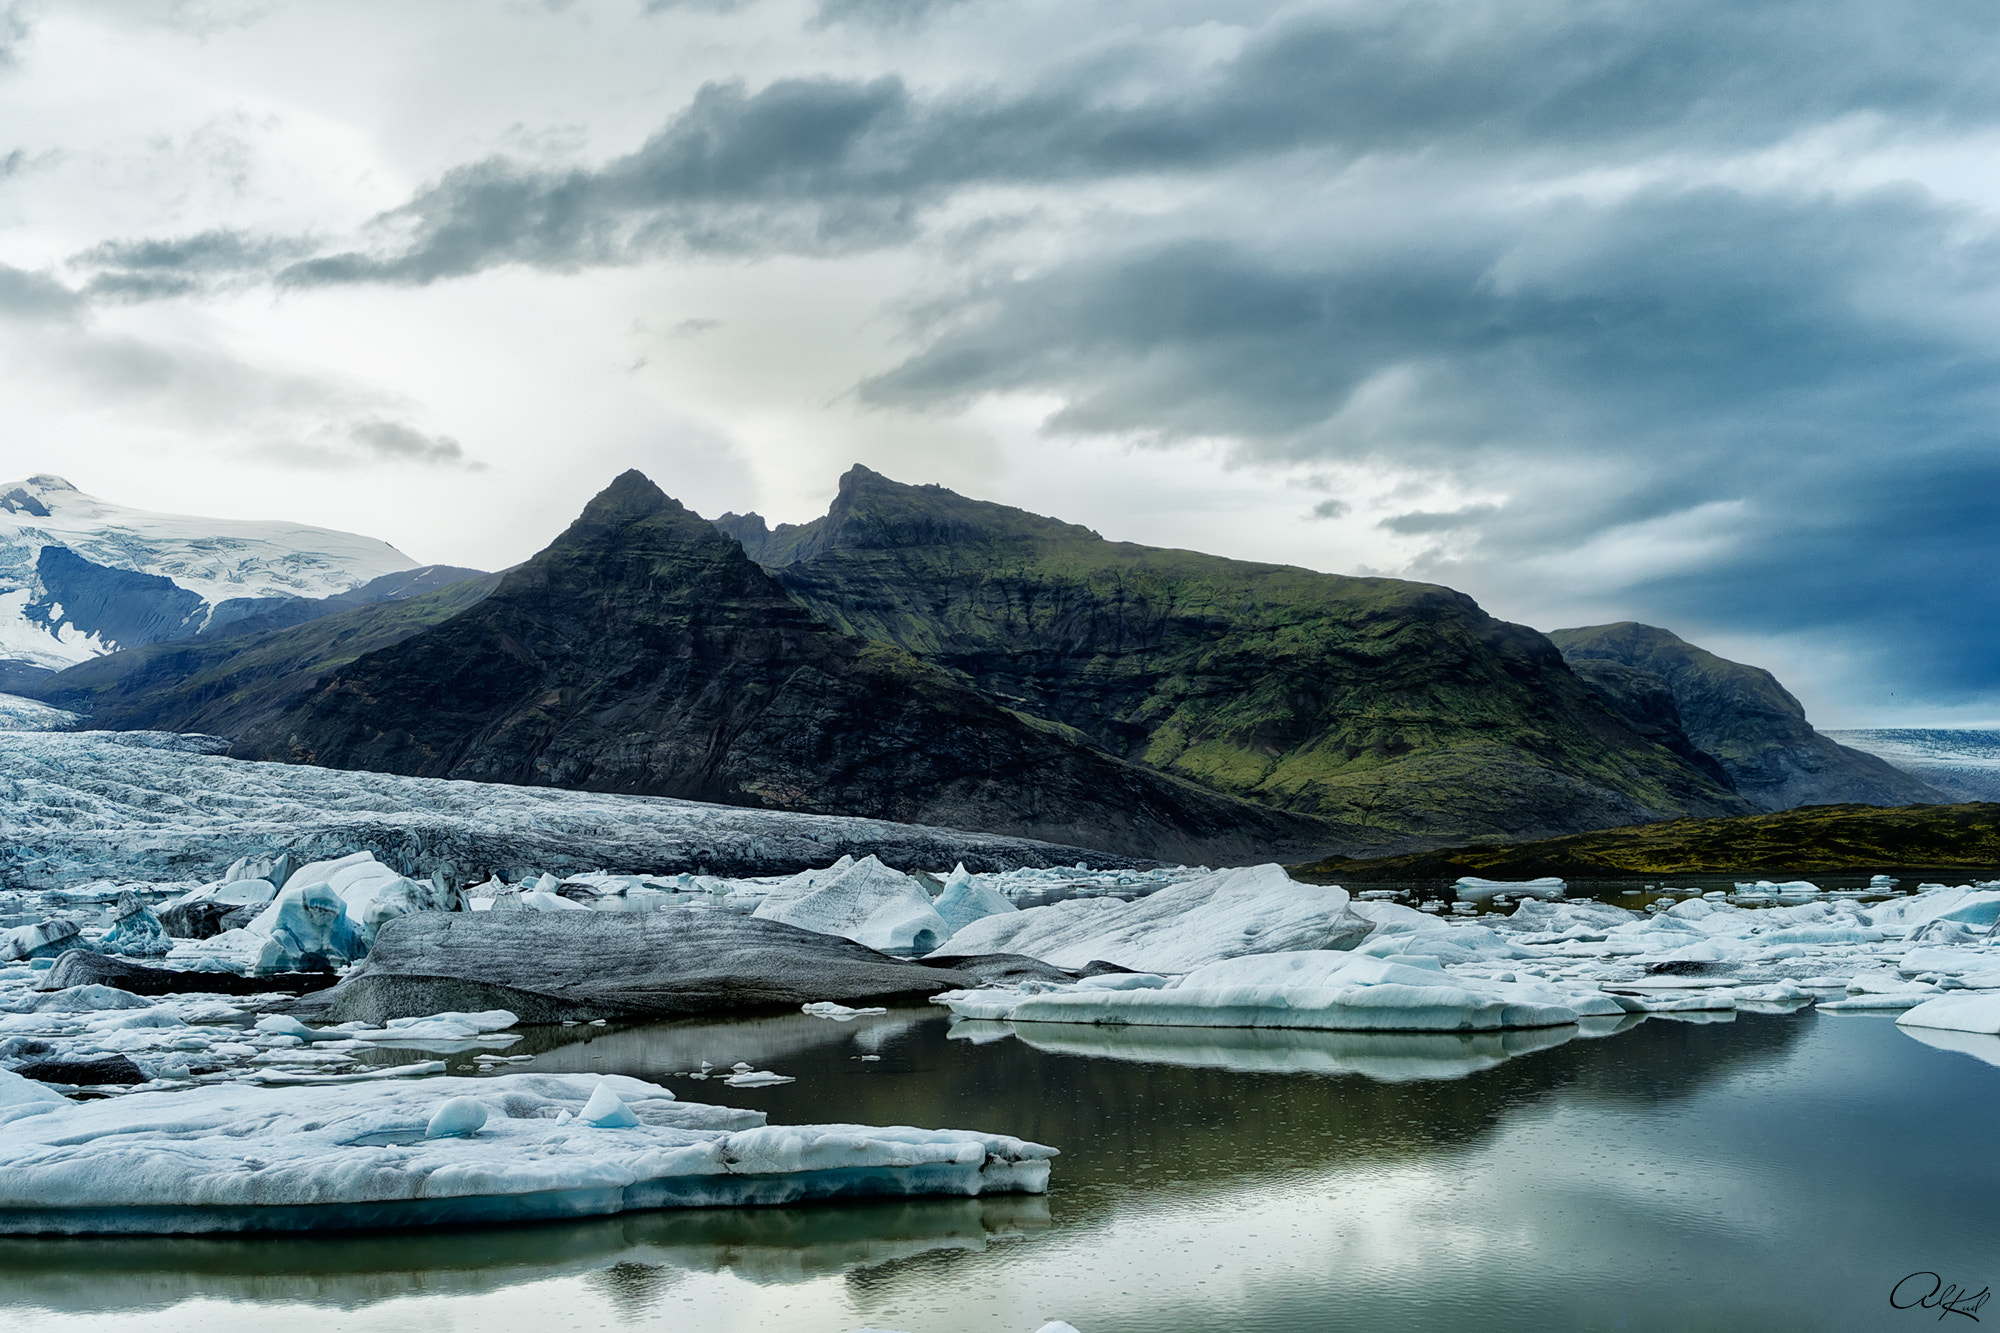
[579,469,676,520]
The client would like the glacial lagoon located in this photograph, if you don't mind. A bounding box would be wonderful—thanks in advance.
[3,1006,1994,1333]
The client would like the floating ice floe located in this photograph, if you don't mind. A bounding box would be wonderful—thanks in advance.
[803,1002,890,1021]
[1453,876,1565,902]
[0,1072,1054,1233]
[930,864,1369,972]
[938,950,1628,1032]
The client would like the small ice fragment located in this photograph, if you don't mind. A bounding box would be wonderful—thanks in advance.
[553,1109,573,1126]
[580,1082,640,1128]
[732,1062,752,1072]
[724,1070,795,1087]
[803,1002,889,1020]
[425,1097,489,1138]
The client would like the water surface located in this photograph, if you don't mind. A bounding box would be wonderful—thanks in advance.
[2,1009,1991,1333]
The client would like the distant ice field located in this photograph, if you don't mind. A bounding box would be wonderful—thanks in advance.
[1826,728,2000,802]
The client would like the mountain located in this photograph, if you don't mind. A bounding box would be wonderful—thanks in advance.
[1548,623,1942,811]
[1296,800,2000,881]
[1825,729,2000,804]
[226,471,1355,864]
[30,572,503,737]
[0,475,424,687]
[716,465,1751,845]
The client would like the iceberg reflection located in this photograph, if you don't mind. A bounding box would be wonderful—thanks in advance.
[999,1019,1581,1081]
[0,1193,1051,1313]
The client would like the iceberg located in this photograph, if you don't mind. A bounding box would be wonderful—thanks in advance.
[98,894,173,958]
[933,864,1019,936]
[1002,1020,1581,1082]
[931,864,1369,972]
[1453,876,1565,902]
[754,856,951,953]
[1896,994,2000,1035]
[939,950,1599,1032]
[0,1072,1056,1234]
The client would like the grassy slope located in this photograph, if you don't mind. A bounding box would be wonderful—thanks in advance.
[759,468,1749,844]
[1294,801,2000,880]
[36,575,502,737]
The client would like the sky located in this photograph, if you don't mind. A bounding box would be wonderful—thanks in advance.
[0,0,1996,726]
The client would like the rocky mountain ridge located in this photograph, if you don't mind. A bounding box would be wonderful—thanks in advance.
[1548,622,1942,811]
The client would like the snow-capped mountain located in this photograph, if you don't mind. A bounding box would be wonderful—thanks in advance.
[0,475,417,677]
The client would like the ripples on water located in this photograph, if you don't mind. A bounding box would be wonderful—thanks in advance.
[2,1008,1994,1333]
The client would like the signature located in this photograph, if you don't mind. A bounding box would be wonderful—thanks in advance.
[1893,1272,1992,1321]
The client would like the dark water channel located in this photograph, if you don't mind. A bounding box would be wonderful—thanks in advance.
[1,1008,1994,1332]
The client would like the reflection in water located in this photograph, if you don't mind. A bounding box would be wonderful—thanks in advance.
[0,1194,1051,1312]
[6,1010,1997,1333]
[983,1020,1583,1081]
[1898,1022,2000,1068]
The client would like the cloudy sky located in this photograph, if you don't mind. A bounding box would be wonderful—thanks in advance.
[1,0,1996,725]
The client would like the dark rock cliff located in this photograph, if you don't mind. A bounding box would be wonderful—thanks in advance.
[725,465,1753,845]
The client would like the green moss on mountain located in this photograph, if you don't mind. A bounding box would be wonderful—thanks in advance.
[1548,622,1942,811]
[247,471,1357,864]
[1295,801,2000,881]
[734,466,1750,844]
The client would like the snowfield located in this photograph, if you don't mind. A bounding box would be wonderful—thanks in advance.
[0,474,416,671]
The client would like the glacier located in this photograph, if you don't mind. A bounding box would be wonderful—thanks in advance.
[0,731,1155,887]
[0,474,417,673]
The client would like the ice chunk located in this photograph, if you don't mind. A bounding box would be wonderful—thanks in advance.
[581,1081,642,1128]
[245,880,368,973]
[1896,993,2000,1034]
[424,1097,489,1138]
[933,865,1019,936]
[99,894,173,958]
[933,865,1368,973]
[754,856,951,954]
[725,1070,796,1087]
[803,1002,890,1020]
[1,918,86,963]
[14,984,152,1013]
[0,1072,1055,1232]
[1453,876,1565,902]
[943,950,1585,1032]
[0,1068,69,1123]
[1009,1021,1580,1082]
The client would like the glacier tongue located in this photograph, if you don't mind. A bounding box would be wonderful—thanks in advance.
[0,731,1148,888]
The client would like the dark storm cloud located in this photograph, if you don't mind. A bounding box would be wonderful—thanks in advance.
[860,182,2000,699]
[75,229,316,300]
[249,0,2000,285]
